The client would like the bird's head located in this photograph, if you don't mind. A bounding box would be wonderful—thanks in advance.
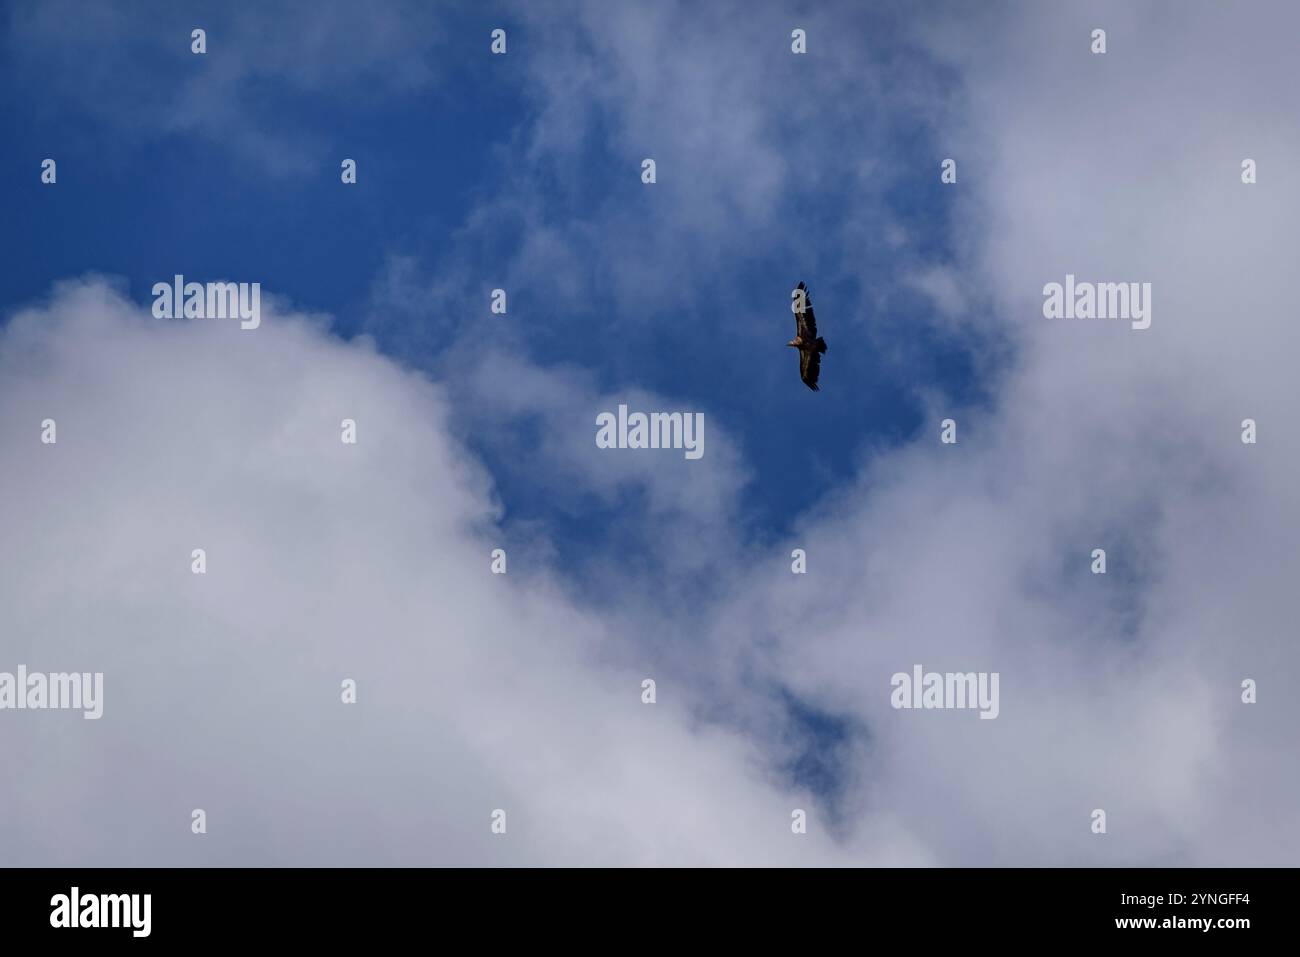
[787,337,802,348]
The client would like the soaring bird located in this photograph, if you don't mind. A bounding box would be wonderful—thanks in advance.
[787,281,828,391]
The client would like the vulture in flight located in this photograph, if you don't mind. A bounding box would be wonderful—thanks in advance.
[788,281,828,391]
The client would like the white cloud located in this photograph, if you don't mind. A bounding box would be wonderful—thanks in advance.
[5,0,1298,868]
[0,277,923,865]
[695,0,1300,864]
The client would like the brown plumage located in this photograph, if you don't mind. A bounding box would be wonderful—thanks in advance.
[787,281,828,391]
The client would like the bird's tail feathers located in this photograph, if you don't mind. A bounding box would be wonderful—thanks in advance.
[815,337,827,353]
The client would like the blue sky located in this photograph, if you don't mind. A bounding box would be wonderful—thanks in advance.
[2,1,1297,866]
[1,0,997,568]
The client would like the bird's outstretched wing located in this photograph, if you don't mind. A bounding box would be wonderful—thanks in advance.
[799,348,822,391]
[794,281,818,341]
